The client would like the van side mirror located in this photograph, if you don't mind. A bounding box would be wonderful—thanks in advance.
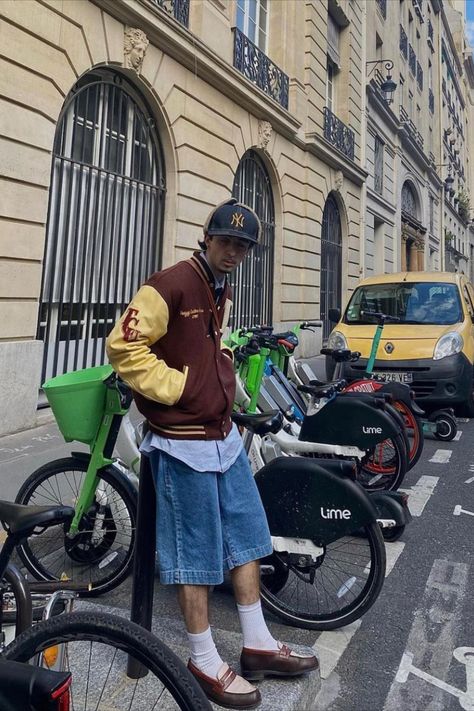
[328,308,341,323]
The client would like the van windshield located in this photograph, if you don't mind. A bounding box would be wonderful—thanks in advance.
[344,282,463,326]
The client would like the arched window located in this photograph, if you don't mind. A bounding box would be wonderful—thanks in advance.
[320,194,342,339]
[401,181,418,219]
[231,150,275,327]
[38,69,165,382]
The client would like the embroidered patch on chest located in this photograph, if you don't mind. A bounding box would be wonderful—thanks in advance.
[180,308,204,319]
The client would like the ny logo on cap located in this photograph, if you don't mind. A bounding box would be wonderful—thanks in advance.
[231,212,244,228]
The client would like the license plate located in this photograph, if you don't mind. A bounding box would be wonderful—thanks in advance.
[377,371,413,384]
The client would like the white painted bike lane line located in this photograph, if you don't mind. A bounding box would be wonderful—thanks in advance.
[400,475,439,517]
[314,541,406,680]
[429,449,452,464]
[383,558,470,711]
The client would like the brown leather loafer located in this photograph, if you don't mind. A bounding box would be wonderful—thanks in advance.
[187,660,261,709]
[240,642,319,681]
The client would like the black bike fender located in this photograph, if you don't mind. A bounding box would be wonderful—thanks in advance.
[255,456,378,545]
[369,491,412,526]
[378,382,425,416]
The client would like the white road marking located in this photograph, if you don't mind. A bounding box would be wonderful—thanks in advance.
[313,621,361,679]
[457,418,470,423]
[429,449,452,463]
[454,430,463,441]
[385,541,405,575]
[465,477,474,484]
[383,559,469,711]
[454,505,474,517]
[400,476,439,516]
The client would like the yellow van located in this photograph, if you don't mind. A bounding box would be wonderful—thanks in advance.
[327,271,474,415]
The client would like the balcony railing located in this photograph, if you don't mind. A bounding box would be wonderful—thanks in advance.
[233,27,289,109]
[429,88,434,113]
[427,19,434,49]
[147,0,189,26]
[323,107,355,161]
[400,25,408,59]
[409,45,416,75]
[417,62,423,90]
[399,105,424,150]
[376,0,387,19]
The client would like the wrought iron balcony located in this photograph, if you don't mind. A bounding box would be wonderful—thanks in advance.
[409,45,416,75]
[416,62,423,90]
[233,27,289,109]
[376,0,387,19]
[147,0,189,26]
[399,105,424,150]
[427,19,434,49]
[400,25,408,59]
[323,107,355,161]
[429,88,434,113]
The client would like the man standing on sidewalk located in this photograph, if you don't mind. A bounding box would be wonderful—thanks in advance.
[106,198,318,709]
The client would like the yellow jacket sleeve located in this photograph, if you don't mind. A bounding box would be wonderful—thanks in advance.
[106,285,188,406]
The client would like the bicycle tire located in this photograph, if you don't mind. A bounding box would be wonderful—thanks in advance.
[260,521,386,630]
[358,431,408,491]
[393,401,424,469]
[15,458,136,596]
[2,611,211,711]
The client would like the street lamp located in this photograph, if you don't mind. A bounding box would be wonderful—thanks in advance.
[366,60,397,105]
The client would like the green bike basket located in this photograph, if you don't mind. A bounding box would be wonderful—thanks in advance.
[42,364,114,445]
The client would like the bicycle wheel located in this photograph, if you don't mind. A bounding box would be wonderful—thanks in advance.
[2,611,211,711]
[357,431,408,491]
[15,458,136,596]
[393,401,424,469]
[260,521,386,631]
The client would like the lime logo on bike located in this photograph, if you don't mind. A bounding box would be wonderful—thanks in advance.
[320,507,352,520]
[363,426,382,434]
[122,307,140,341]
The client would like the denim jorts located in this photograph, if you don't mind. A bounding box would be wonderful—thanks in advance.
[150,449,273,585]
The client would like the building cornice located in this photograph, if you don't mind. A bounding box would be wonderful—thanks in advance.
[366,84,399,133]
[366,187,397,216]
[91,0,302,140]
[304,132,368,186]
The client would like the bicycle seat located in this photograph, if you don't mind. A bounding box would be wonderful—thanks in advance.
[0,500,74,537]
[232,410,283,435]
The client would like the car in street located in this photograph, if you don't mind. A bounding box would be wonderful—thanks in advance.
[326,271,474,415]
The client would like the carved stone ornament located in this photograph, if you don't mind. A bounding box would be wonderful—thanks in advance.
[334,170,343,192]
[257,120,273,150]
[124,27,149,74]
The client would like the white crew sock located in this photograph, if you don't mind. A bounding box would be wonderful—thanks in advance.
[187,626,224,679]
[237,600,279,650]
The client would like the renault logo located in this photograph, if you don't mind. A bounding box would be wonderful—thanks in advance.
[384,342,395,354]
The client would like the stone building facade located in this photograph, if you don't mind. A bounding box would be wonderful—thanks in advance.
[364,0,474,280]
[0,0,367,434]
[0,0,473,436]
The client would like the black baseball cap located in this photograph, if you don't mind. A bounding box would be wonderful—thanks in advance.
[204,198,261,245]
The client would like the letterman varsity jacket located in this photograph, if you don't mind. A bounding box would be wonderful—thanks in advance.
[106,253,236,440]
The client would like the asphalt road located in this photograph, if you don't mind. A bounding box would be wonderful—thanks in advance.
[1,413,473,710]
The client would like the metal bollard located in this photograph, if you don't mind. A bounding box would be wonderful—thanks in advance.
[127,451,157,678]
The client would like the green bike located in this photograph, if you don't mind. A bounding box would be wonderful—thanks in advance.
[14,366,137,596]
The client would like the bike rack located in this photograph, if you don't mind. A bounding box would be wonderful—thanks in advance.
[127,450,156,678]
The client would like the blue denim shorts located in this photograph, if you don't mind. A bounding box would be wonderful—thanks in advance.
[149,448,273,585]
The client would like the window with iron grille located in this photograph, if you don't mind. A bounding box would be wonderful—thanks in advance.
[231,150,275,328]
[320,194,342,340]
[374,135,384,195]
[38,70,165,383]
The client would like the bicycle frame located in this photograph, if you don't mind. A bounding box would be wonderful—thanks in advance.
[67,377,132,537]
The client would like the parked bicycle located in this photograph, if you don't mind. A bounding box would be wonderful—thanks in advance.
[0,498,211,710]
